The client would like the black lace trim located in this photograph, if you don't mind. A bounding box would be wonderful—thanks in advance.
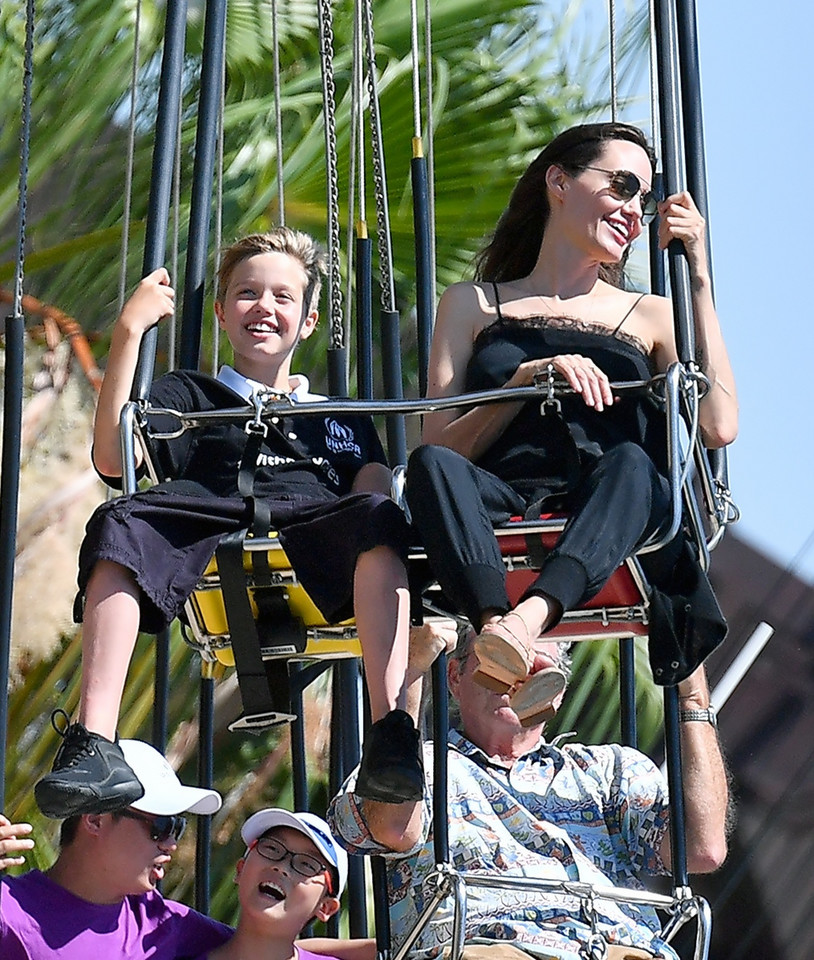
[474,313,651,361]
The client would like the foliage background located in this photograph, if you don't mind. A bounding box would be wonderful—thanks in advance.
[0,0,662,930]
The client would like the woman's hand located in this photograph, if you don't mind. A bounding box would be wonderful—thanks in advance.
[657,191,709,277]
[0,814,33,871]
[117,267,175,337]
[506,355,614,412]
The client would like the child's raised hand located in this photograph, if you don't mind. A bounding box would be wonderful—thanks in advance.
[0,814,34,871]
[118,267,175,336]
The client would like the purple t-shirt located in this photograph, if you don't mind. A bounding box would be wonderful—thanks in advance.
[0,870,232,959]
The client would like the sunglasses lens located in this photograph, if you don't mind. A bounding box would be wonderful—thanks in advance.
[609,171,640,201]
[153,815,186,843]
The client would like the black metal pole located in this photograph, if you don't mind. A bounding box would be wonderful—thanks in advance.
[132,0,189,399]
[431,652,449,865]
[674,0,730,491]
[151,629,171,749]
[195,669,216,913]
[652,0,695,366]
[0,0,34,807]
[179,0,228,370]
[663,684,689,888]
[355,234,374,400]
[0,315,25,808]
[380,309,408,465]
[618,638,637,748]
[411,148,433,398]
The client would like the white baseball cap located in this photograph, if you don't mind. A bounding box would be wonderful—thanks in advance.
[241,808,348,896]
[120,739,222,816]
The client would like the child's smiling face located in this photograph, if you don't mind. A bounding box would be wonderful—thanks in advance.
[215,251,318,385]
[236,825,339,934]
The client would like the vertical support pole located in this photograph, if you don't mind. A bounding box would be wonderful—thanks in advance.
[179,0,229,370]
[355,232,374,400]
[0,315,24,808]
[195,664,216,913]
[0,0,35,807]
[618,638,637,748]
[663,684,689,889]
[431,652,449,865]
[381,310,408,466]
[411,142,433,398]
[151,629,171,749]
[133,0,189,399]
[290,662,308,812]
[652,0,694,366]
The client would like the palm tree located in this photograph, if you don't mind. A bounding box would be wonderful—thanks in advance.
[1,0,662,924]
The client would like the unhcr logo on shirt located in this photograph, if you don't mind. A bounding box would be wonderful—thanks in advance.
[324,418,361,457]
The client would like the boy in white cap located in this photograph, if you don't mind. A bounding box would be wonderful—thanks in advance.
[0,744,370,960]
[187,808,372,960]
[0,738,229,959]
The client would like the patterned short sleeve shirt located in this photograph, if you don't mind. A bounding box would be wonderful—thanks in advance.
[330,730,674,960]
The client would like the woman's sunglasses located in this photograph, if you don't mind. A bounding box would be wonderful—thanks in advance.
[118,808,188,844]
[581,166,659,225]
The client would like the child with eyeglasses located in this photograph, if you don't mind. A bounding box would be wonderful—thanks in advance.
[182,808,374,960]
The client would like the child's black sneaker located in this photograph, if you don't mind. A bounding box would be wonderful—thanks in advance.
[34,711,144,819]
[355,709,424,804]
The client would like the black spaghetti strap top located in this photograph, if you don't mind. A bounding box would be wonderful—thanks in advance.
[464,285,665,498]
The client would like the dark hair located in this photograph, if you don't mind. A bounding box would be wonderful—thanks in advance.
[474,122,656,287]
[59,815,81,848]
[216,228,327,314]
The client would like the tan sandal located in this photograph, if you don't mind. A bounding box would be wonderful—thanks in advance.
[509,666,567,727]
[473,612,534,693]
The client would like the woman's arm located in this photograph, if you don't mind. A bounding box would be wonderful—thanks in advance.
[647,191,738,448]
[422,283,613,460]
[92,268,175,478]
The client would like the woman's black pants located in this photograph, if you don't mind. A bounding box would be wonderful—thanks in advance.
[406,442,672,630]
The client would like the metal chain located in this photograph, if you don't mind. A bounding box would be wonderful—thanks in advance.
[608,0,618,121]
[12,0,36,321]
[360,0,396,312]
[317,0,344,348]
[271,0,285,223]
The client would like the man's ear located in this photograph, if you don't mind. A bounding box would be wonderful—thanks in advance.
[83,813,106,838]
[298,309,319,342]
[214,300,226,330]
[234,857,245,884]
[313,894,341,924]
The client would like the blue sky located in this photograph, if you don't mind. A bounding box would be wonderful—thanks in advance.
[697,1,814,581]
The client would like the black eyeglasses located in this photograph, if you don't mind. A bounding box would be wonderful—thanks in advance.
[250,836,333,891]
[118,809,187,844]
[581,166,659,224]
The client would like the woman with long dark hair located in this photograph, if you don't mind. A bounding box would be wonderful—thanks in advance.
[407,122,737,723]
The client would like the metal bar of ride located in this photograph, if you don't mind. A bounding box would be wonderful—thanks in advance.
[0,0,34,809]
[179,0,229,371]
[355,233,374,399]
[673,0,732,519]
[653,0,695,903]
[411,143,434,398]
[131,0,189,400]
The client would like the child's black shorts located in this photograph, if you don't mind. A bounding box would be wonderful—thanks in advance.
[75,480,409,633]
